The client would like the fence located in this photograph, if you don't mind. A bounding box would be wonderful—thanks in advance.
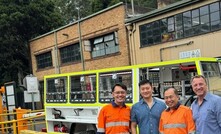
[0,109,46,134]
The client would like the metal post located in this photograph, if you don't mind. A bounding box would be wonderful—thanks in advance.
[77,7,85,71]
[12,120,17,134]
[181,80,185,101]
[31,92,36,131]
[31,92,35,110]
[131,0,135,17]
[54,31,60,74]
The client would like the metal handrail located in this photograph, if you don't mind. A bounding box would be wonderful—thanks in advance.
[0,111,45,134]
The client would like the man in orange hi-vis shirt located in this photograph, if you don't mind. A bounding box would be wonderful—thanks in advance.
[159,87,195,134]
[97,83,130,134]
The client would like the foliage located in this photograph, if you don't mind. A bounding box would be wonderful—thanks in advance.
[53,0,92,24]
[0,0,64,85]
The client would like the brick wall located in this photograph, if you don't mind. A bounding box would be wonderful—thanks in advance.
[29,4,130,81]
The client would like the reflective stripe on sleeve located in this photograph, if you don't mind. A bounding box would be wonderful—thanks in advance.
[116,133,130,134]
[159,132,164,134]
[105,121,129,128]
[163,123,186,129]
[97,128,105,132]
[188,131,196,134]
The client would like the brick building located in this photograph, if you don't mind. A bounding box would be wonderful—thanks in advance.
[29,3,130,82]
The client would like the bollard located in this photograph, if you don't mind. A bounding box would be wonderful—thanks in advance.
[12,120,17,134]
[14,108,29,133]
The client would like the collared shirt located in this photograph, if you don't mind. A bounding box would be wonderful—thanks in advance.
[131,97,166,134]
[111,101,126,107]
[165,101,180,112]
[191,92,221,134]
[159,102,195,134]
[97,101,130,134]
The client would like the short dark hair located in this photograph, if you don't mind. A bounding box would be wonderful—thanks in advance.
[112,83,127,92]
[164,87,179,96]
[190,75,207,85]
[139,79,152,87]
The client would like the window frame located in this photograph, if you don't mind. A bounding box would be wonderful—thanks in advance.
[59,43,81,64]
[36,51,53,69]
[91,32,119,58]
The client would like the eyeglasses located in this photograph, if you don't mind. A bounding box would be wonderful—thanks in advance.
[113,91,126,95]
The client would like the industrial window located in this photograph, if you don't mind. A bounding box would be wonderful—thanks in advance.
[36,51,52,69]
[210,2,221,31]
[139,1,221,47]
[91,32,119,58]
[174,14,184,39]
[200,5,210,33]
[60,43,81,64]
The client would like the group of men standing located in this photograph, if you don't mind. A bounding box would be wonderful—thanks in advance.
[96,75,221,134]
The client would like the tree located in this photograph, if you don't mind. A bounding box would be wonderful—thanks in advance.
[53,0,183,23]
[0,0,64,85]
[54,0,93,24]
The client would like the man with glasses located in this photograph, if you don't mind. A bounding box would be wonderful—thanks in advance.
[131,79,166,134]
[191,75,221,134]
[97,83,130,134]
[159,87,195,134]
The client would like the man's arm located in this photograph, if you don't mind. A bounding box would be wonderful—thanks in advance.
[96,108,105,134]
[131,122,137,134]
[159,116,164,134]
[186,108,196,134]
[215,97,221,128]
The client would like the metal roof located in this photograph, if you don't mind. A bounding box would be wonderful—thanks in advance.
[125,0,203,24]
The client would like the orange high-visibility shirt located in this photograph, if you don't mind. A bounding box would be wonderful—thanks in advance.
[159,104,195,134]
[97,102,130,134]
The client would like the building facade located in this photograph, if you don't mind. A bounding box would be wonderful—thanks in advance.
[29,3,130,81]
[126,0,221,65]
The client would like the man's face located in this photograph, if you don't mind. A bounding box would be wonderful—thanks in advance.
[140,83,153,99]
[164,88,179,109]
[112,86,127,105]
[191,77,207,98]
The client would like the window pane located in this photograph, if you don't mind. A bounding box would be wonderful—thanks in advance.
[140,25,147,31]
[141,32,147,39]
[168,17,174,24]
[192,17,200,26]
[153,29,160,36]
[200,23,210,33]
[153,21,159,28]
[104,34,114,41]
[175,30,183,39]
[211,11,220,21]
[36,52,52,69]
[210,2,219,13]
[200,15,209,24]
[160,19,167,34]
[60,44,81,64]
[192,9,199,17]
[211,20,221,30]
[94,37,103,44]
[175,14,183,24]
[183,11,192,28]
[153,35,161,44]
[92,32,118,58]
[147,30,153,36]
[200,5,209,15]
[160,19,167,27]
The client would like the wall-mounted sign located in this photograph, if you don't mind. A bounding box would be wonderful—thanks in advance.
[179,49,201,59]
